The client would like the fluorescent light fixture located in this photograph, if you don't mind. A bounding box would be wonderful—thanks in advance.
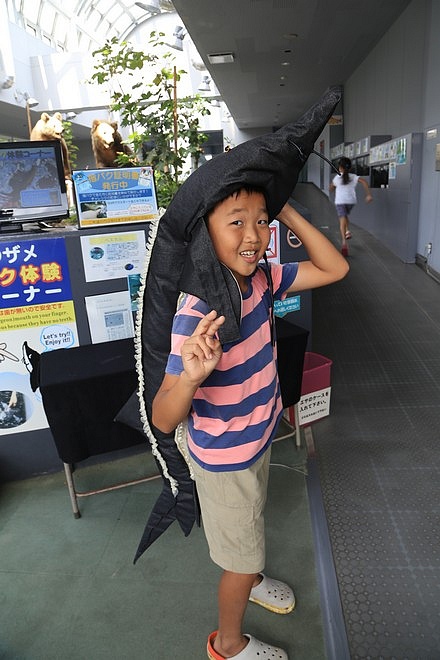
[208,52,235,64]
[1,75,14,89]
[26,96,39,108]
[135,1,161,14]
[169,25,187,51]
[198,75,211,92]
[14,90,39,108]
[14,90,39,138]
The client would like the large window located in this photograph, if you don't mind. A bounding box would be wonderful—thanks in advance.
[8,0,175,52]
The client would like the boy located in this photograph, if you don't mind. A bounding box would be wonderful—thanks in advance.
[152,185,348,659]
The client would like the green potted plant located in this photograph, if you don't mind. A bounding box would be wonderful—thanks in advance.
[90,31,211,208]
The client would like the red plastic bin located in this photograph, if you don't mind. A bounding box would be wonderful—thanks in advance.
[300,352,332,395]
[296,352,333,427]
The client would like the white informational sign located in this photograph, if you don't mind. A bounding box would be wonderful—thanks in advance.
[80,230,146,282]
[85,290,135,344]
[265,221,280,264]
[298,387,331,426]
[0,323,79,436]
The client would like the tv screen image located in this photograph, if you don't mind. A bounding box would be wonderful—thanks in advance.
[0,140,69,231]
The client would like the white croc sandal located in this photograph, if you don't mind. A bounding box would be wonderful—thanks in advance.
[249,574,296,614]
[207,631,288,659]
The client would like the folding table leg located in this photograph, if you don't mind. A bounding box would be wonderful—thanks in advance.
[63,463,81,518]
[294,404,302,448]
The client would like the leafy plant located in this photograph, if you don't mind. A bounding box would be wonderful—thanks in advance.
[90,32,211,207]
[62,120,78,170]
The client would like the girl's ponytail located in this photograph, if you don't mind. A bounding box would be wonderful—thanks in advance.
[338,157,352,184]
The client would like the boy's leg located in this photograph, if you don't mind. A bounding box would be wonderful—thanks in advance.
[191,451,276,656]
[213,570,258,657]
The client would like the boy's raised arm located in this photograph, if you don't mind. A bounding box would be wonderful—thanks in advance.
[276,202,349,292]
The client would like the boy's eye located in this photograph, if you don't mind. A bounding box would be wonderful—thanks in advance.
[230,218,268,226]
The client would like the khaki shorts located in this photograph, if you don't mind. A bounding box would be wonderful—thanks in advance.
[190,448,271,574]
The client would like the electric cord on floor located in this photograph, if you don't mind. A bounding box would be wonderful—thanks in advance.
[270,461,308,476]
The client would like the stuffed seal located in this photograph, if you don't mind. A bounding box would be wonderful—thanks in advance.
[124,85,342,562]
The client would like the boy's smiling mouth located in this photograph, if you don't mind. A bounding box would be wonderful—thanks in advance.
[239,250,260,264]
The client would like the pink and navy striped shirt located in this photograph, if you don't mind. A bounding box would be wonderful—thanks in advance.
[166,262,298,472]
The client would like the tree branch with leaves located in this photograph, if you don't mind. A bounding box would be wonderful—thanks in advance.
[90,31,211,207]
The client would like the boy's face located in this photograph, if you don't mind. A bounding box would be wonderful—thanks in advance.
[207,190,270,292]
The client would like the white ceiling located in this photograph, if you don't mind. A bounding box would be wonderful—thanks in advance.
[172,0,412,130]
[2,0,412,142]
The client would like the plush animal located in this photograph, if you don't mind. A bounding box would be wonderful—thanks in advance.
[30,111,73,207]
[30,112,72,180]
[91,119,135,168]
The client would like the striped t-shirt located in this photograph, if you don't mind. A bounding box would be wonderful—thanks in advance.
[166,262,298,472]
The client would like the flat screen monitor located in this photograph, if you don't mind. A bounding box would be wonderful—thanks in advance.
[72,166,159,229]
[371,164,389,188]
[0,140,69,231]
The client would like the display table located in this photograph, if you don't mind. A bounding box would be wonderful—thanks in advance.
[275,317,309,447]
[39,338,159,517]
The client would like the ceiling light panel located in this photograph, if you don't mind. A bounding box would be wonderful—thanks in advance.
[208,52,235,64]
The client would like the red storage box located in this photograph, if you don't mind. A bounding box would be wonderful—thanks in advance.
[301,352,332,395]
[288,352,332,427]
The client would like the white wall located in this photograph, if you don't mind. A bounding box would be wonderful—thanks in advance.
[344,1,427,140]
[342,0,440,272]
[306,124,333,192]
[418,1,440,273]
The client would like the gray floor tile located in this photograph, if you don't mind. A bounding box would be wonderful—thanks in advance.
[294,183,440,659]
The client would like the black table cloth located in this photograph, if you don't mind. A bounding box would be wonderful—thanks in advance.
[39,339,146,464]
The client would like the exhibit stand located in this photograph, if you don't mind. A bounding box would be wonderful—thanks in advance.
[0,221,153,481]
[0,197,314,483]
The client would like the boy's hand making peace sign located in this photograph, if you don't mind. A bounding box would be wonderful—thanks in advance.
[181,310,225,385]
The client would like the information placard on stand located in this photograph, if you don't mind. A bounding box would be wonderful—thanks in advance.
[72,166,159,229]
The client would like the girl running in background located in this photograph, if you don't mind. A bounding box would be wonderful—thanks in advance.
[329,156,372,256]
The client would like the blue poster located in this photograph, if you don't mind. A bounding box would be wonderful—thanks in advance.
[0,236,72,309]
[0,236,78,435]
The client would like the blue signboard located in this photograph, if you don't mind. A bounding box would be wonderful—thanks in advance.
[274,296,301,317]
[0,237,72,308]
